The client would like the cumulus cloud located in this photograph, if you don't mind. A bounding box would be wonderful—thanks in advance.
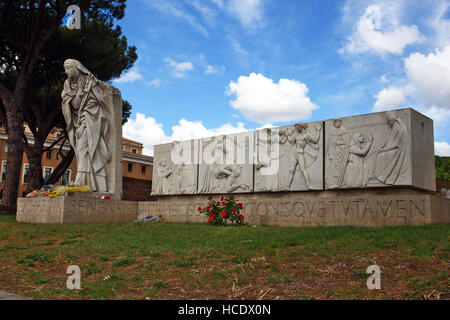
[165,58,194,78]
[404,46,450,109]
[123,113,249,155]
[226,73,318,123]
[342,5,422,55]
[112,68,143,84]
[435,141,450,156]
[373,45,450,120]
[373,86,406,111]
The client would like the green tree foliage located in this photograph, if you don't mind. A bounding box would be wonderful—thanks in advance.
[435,156,450,181]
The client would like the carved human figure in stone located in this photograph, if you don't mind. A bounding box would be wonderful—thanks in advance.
[369,111,409,185]
[280,122,322,190]
[61,59,111,192]
[213,164,251,193]
[154,161,172,194]
[173,162,185,194]
[199,136,225,193]
[327,119,349,188]
[255,128,278,191]
[341,132,373,188]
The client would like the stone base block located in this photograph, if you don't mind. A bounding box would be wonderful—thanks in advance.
[138,188,450,227]
[17,194,138,224]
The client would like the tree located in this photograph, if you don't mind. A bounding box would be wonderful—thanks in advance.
[435,156,450,181]
[0,1,132,214]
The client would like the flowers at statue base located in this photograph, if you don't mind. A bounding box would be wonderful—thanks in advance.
[198,194,246,226]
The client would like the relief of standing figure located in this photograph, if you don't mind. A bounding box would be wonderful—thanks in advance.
[340,132,374,188]
[61,59,111,192]
[368,111,410,185]
[327,119,349,188]
[280,122,322,190]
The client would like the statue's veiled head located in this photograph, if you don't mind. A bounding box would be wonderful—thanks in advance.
[63,59,91,80]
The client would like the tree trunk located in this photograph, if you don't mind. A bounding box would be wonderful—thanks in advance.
[47,148,75,185]
[24,145,44,193]
[1,106,24,215]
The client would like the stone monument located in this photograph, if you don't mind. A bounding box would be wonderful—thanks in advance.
[141,108,448,227]
[16,59,131,224]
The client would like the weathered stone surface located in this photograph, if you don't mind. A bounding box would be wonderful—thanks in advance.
[16,194,137,224]
[152,141,198,195]
[198,132,254,194]
[0,291,32,300]
[62,59,122,199]
[254,122,323,192]
[325,108,435,191]
[139,188,449,227]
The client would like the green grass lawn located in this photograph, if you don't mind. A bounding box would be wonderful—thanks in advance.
[0,215,448,300]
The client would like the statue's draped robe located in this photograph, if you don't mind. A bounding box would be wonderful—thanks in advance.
[373,120,409,185]
[62,74,111,192]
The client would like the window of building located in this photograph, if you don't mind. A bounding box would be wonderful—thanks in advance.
[43,167,52,181]
[1,161,7,181]
[141,165,146,175]
[61,170,71,186]
[56,133,61,139]
[23,164,30,184]
[127,163,133,172]
[132,148,137,154]
[0,189,3,199]
[46,150,52,160]
[5,143,8,153]
[56,152,59,160]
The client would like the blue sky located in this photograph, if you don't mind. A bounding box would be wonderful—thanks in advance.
[111,0,450,156]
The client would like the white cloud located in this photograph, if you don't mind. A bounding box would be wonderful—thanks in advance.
[379,74,389,83]
[187,0,217,24]
[404,46,450,109]
[422,106,450,125]
[149,0,208,36]
[373,86,406,111]
[210,0,225,9]
[113,68,143,84]
[226,73,319,123]
[429,1,450,49]
[435,141,450,156]
[123,113,168,155]
[165,58,194,78]
[342,4,422,55]
[204,64,225,74]
[227,0,264,28]
[228,35,249,59]
[123,113,249,155]
[147,78,162,87]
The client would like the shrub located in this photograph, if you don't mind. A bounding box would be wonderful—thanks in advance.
[198,194,246,226]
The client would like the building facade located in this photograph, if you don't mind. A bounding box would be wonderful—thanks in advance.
[0,125,153,199]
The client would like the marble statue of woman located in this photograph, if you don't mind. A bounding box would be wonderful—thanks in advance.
[61,59,111,192]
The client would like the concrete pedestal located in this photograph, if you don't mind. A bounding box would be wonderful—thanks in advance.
[16,193,137,224]
[138,188,449,227]
[16,188,449,226]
